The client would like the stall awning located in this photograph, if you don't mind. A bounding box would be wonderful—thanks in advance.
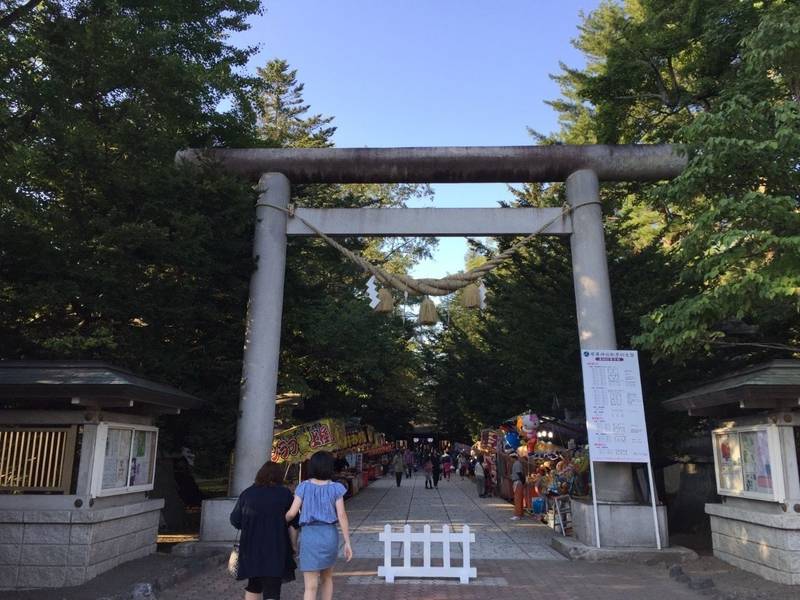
[0,361,203,414]
[662,359,800,416]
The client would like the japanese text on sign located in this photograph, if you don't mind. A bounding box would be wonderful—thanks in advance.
[271,418,345,464]
[580,350,651,463]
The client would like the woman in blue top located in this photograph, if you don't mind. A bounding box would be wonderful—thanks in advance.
[286,450,353,600]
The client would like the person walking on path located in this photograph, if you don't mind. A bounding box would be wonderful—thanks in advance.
[442,455,452,480]
[432,452,442,489]
[286,451,353,600]
[511,453,525,520]
[391,452,404,487]
[230,461,298,600]
[403,448,414,478]
[423,456,434,489]
[458,453,468,479]
[380,454,389,476]
[474,456,486,498]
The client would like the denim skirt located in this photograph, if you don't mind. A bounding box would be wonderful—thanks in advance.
[299,523,339,571]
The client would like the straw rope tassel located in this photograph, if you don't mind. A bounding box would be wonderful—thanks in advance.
[419,296,438,325]
[462,282,481,308]
[376,287,394,313]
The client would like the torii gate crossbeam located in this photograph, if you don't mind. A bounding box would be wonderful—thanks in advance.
[286,207,572,236]
[177,144,683,183]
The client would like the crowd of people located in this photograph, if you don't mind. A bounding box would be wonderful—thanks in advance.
[383,447,492,498]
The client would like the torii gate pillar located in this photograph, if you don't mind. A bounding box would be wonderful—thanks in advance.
[197,173,290,544]
[566,169,636,503]
[230,173,290,496]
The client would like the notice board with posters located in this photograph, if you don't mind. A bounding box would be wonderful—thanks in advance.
[90,423,158,497]
[580,350,651,463]
[712,424,786,502]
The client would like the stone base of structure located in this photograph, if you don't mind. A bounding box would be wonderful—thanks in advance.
[707,502,800,585]
[551,535,697,562]
[0,498,163,589]
[571,497,669,547]
[198,497,238,543]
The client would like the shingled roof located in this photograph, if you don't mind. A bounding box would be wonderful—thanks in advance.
[0,361,203,413]
[662,359,800,416]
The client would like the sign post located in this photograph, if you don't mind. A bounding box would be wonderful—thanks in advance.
[580,350,661,549]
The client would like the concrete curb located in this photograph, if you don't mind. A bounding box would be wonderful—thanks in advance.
[98,551,227,600]
[550,536,698,564]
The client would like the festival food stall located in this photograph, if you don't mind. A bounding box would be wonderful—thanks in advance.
[363,431,393,480]
[473,429,500,492]
[486,412,589,526]
[271,418,390,496]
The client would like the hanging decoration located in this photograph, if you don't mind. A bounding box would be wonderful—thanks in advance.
[261,201,571,320]
[418,296,438,325]
[376,287,394,313]
[365,275,394,313]
[461,282,481,308]
[365,276,380,309]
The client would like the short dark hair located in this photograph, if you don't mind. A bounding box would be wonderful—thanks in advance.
[254,461,284,486]
[308,450,335,480]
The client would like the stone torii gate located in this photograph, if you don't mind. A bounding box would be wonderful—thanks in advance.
[177,145,686,548]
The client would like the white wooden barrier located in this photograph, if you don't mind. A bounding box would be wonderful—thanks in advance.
[377,524,477,584]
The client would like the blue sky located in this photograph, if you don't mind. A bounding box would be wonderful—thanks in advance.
[233,1,601,277]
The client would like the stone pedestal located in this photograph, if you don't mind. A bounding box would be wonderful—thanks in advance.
[0,498,162,590]
[571,497,669,548]
[707,502,800,585]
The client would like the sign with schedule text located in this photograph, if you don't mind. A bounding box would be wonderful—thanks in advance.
[580,350,651,463]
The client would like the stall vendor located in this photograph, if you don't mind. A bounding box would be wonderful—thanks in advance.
[334,454,350,472]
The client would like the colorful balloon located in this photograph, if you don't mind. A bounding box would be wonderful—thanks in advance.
[503,431,520,452]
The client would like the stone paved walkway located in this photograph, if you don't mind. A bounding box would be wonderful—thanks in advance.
[158,473,708,600]
[344,471,564,559]
[159,557,707,599]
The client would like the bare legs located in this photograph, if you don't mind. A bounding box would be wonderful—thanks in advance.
[303,568,334,600]
[320,568,334,600]
[303,571,318,600]
[244,592,260,600]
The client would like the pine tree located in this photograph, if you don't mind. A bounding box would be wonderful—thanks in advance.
[256,59,336,147]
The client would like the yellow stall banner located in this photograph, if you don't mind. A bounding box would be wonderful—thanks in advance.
[271,418,346,464]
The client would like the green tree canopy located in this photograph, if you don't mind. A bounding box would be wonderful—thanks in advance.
[552,0,799,360]
[426,0,798,454]
[0,4,430,473]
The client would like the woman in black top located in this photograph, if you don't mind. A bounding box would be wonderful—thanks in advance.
[230,461,298,600]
